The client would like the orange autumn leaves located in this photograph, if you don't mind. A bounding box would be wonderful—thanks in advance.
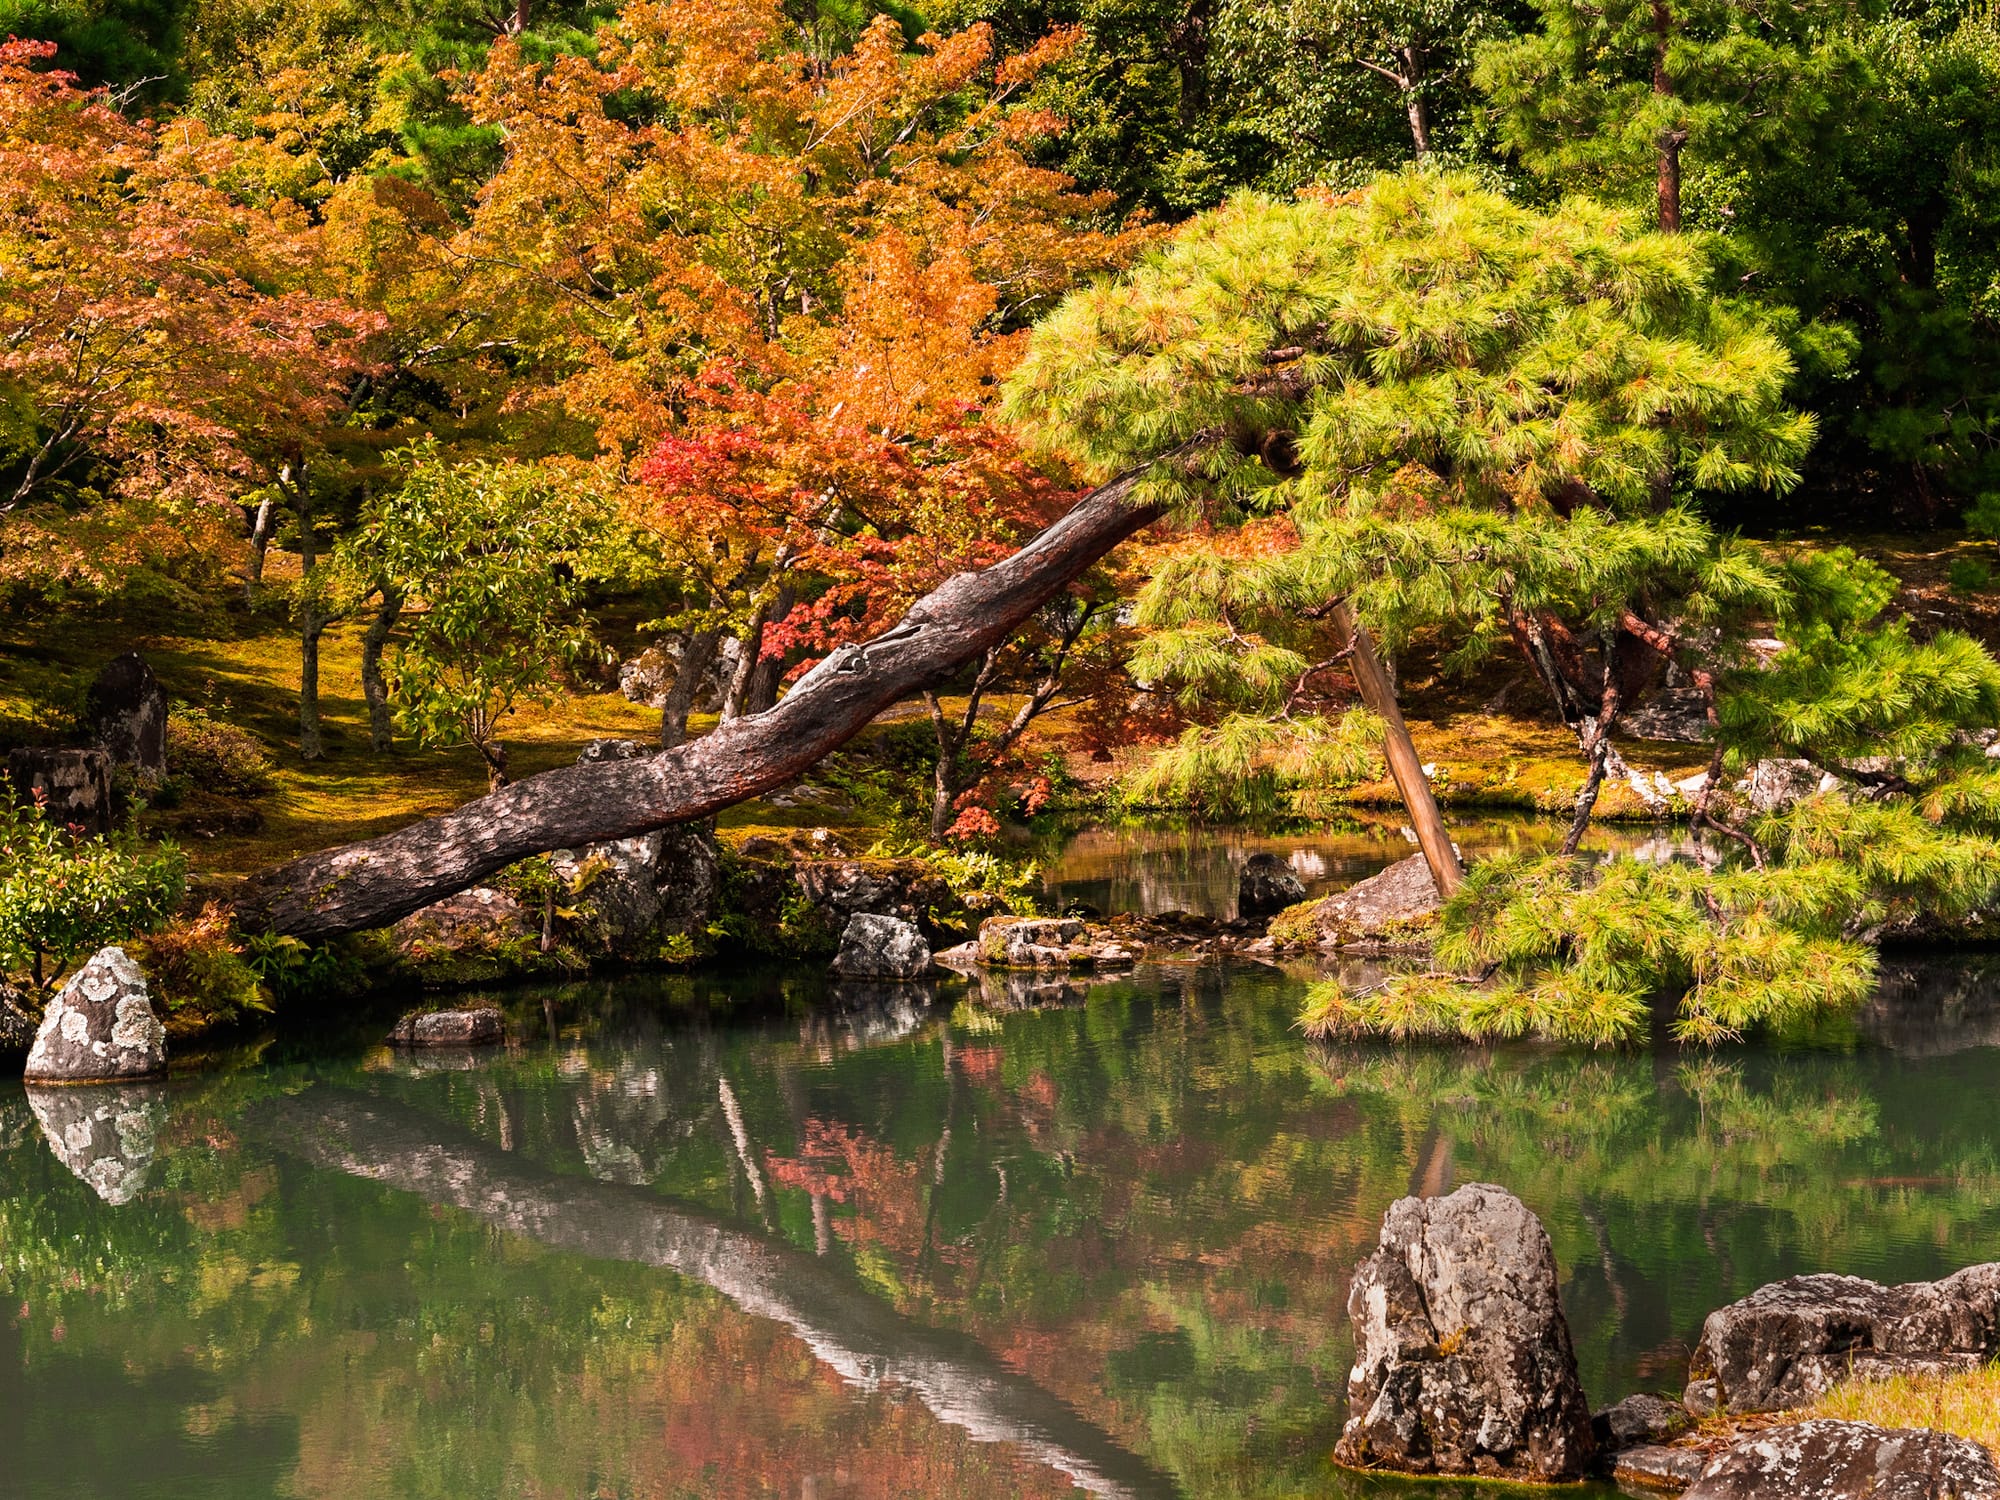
[0,40,382,597]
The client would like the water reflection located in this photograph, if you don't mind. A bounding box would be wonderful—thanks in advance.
[1038,816,1675,919]
[25,1082,168,1205]
[4,960,2000,1499]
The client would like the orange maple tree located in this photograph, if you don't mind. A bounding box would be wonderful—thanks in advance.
[0,40,383,602]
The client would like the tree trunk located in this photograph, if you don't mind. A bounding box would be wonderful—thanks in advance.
[245,497,275,604]
[720,606,767,722]
[743,586,795,716]
[233,467,1169,939]
[659,627,722,750]
[1329,601,1463,899]
[1401,46,1431,156]
[1651,0,1684,233]
[296,483,326,762]
[360,586,403,754]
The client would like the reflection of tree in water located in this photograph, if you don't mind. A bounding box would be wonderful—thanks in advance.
[1311,1041,2000,1399]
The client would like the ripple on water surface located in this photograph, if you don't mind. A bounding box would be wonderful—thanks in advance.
[4,951,2000,1499]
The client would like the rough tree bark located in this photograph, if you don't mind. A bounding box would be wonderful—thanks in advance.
[658,626,722,750]
[359,585,403,753]
[232,469,1169,940]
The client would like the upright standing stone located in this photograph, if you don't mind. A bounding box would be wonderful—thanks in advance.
[7,747,113,834]
[1238,851,1307,918]
[86,651,168,773]
[1336,1183,1596,1481]
[23,947,167,1082]
[831,913,935,980]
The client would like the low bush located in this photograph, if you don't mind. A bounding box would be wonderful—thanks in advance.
[166,707,276,798]
[131,904,271,1037]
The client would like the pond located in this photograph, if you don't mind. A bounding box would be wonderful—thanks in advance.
[1036,814,1682,919]
[6,947,2000,1499]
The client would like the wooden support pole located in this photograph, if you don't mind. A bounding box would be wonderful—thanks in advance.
[1331,602,1464,899]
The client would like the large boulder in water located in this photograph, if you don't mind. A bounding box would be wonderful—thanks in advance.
[387,1007,504,1047]
[1237,852,1306,918]
[1336,1183,1595,1481]
[1273,853,1443,951]
[23,947,166,1083]
[86,651,168,773]
[1684,1266,2000,1415]
[1683,1419,2000,1500]
[831,914,934,980]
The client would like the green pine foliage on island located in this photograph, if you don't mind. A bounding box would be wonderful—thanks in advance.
[1005,169,2000,1045]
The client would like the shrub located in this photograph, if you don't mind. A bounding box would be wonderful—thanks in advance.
[0,787,185,990]
[131,904,271,1037]
[1949,557,1995,594]
[166,707,276,798]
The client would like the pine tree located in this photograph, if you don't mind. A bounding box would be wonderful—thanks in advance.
[1004,166,2000,1045]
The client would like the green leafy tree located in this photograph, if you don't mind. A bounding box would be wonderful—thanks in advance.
[1006,167,2000,1044]
[0,791,185,992]
[340,445,606,789]
[1474,0,1871,232]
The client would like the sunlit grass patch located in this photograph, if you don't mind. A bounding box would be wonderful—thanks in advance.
[1806,1365,2000,1454]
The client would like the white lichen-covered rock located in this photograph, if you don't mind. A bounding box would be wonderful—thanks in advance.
[23,947,166,1082]
[1335,1183,1595,1481]
[831,914,934,980]
[1683,1419,2000,1500]
[1685,1265,2000,1414]
[977,916,1087,969]
[1,980,39,1059]
[1292,854,1442,951]
[25,1082,167,1204]
[386,1008,505,1047]
[1739,757,1839,814]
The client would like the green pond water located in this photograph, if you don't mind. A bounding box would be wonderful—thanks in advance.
[6,830,2000,1499]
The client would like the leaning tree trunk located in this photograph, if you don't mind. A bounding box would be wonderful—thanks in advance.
[232,468,1169,940]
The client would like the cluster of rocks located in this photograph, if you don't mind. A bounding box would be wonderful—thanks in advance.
[8,651,167,835]
[1337,1183,2000,1499]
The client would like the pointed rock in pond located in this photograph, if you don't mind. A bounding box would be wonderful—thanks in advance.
[1683,1419,2000,1500]
[1237,852,1306,918]
[23,947,166,1083]
[1336,1182,1595,1482]
[26,1082,169,1205]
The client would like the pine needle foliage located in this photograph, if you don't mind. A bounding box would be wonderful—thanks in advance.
[1002,168,2000,1047]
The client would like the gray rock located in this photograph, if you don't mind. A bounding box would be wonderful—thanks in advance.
[23,947,166,1083]
[617,638,737,712]
[1615,1443,1710,1491]
[391,886,535,954]
[831,914,935,980]
[86,651,167,773]
[8,746,113,834]
[1622,687,1714,744]
[1683,1419,2000,1500]
[1,981,39,1060]
[386,1008,504,1047]
[1740,758,1836,814]
[26,1082,169,1204]
[1314,853,1443,949]
[576,737,649,763]
[552,823,721,956]
[1597,1393,1694,1452]
[1336,1183,1595,1481]
[977,916,1087,969]
[1238,852,1307,919]
[1687,1266,2000,1414]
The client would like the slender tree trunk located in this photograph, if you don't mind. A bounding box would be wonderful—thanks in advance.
[1330,601,1462,898]
[245,497,275,604]
[295,474,326,762]
[233,464,1171,939]
[659,628,722,750]
[360,585,403,754]
[720,609,767,723]
[1401,47,1431,156]
[1651,1,1685,233]
[743,587,795,716]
